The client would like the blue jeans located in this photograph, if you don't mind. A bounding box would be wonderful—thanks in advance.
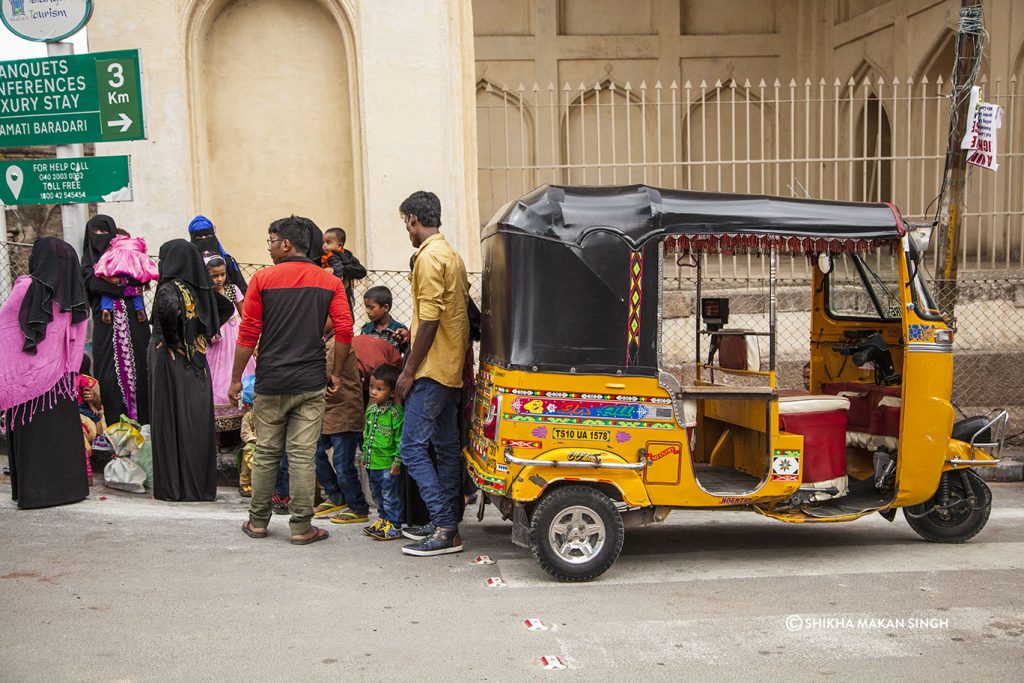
[400,378,462,530]
[314,432,368,515]
[274,454,289,498]
[367,468,404,526]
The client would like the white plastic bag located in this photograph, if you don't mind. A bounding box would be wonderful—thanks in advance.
[104,456,146,493]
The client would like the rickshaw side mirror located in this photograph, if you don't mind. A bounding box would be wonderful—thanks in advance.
[817,252,833,275]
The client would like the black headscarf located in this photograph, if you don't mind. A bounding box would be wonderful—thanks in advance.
[155,240,221,352]
[81,214,118,277]
[19,237,89,353]
[304,220,325,263]
[188,215,247,293]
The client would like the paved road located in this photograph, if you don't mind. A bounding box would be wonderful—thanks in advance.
[0,479,1021,682]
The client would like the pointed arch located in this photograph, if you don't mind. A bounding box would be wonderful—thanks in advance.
[914,28,957,84]
[476,79,536,226]
[682,79,776,194]
[841,61,893,203]
[560,79,657,186]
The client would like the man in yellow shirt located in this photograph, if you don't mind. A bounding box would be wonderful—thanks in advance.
[395,191,470,557]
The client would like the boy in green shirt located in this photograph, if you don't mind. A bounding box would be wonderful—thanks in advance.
[361,364,405,541]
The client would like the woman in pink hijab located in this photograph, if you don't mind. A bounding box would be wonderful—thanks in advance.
[0,237,91,508]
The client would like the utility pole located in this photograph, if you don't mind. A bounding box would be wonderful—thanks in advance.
[46,41,89,258]
[934,0,985,319]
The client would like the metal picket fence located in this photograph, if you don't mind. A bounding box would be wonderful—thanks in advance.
[477,73,1024,275]
[2,240,1022,441]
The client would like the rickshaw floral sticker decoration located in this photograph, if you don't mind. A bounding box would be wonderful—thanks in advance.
[771,449,801,482]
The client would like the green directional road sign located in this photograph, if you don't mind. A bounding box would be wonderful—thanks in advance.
[0,49,144,148]
[0,155,132,205]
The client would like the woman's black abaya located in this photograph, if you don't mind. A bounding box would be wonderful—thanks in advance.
[8,393,89,509]
[148,239,221,502]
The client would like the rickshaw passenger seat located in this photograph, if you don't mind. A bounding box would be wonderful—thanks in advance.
[821,383,902,451]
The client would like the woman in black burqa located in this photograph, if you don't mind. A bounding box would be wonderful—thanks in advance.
[148,239,233,501]
[81,214,151,423]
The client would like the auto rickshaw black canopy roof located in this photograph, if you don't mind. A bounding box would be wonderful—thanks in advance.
[484,184,906,253]
[479,185,907,375]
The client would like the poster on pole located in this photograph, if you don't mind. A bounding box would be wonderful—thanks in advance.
[960,85,1003,171]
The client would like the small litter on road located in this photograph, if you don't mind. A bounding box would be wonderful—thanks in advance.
[524,618,549,631]
[474,555,495,565]
[540,656,566,670]
[485,577,507,588]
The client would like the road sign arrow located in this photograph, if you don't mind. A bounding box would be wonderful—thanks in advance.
[106,113,133,133]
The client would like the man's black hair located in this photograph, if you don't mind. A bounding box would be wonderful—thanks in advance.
[80,353,91,375]
[325,227,346,245]
[363,285,392,308]
[268,215,311,253]
[399,191,441,228]
[371,363,400,390]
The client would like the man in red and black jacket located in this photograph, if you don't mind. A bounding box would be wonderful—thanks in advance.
[228,216,352,545]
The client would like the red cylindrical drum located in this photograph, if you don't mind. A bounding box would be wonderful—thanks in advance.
[779,396,850,484]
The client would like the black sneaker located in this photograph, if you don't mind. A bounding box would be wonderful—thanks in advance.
[401,522,435,541]
[401,528,463,557]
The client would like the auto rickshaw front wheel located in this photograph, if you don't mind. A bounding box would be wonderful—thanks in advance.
[903,470,992,543]
[529,485,624,582]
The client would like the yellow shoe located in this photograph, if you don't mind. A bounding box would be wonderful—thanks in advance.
[330,510,369,524]
[314,501,349,518]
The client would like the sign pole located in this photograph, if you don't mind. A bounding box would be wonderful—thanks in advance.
[46,41,89,257]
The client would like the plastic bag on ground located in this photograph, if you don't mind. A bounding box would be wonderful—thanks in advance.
[103,456,146,493]
[106,416,144,457]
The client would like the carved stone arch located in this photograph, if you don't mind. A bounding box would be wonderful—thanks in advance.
[559,79,658,186]
[476,78,536,225]
[181,0,364,264]
[839,61,893,203]
[683,79,776,194]
[914,27,990,85]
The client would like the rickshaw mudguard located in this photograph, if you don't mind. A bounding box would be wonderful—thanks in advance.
[504,448,651,506]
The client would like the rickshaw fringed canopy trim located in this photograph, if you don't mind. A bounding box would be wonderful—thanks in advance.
[663,234,899,256]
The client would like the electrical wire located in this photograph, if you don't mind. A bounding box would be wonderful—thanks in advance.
[932,3,989,227]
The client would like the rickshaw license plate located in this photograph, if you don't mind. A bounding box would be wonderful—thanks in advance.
[552,427,611,442]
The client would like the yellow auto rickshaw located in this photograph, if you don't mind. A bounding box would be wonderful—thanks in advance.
[464,184,1006,582]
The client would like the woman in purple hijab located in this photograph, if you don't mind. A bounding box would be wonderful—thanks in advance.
[0,237,90,508]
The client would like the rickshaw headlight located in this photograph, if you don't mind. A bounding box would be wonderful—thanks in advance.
[936,329,954,344]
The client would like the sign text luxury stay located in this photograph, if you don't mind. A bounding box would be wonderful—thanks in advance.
[0,48,144,148]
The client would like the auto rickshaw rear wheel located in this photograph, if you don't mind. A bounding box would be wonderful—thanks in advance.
[903,469,992,543]
[529,485,624,582]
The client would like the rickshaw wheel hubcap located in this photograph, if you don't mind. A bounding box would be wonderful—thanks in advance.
[549,505,606,564]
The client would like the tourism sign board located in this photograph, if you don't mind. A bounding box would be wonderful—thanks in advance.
[1,0,93,42]
[0,155,131,205]
[0,49,144,148]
